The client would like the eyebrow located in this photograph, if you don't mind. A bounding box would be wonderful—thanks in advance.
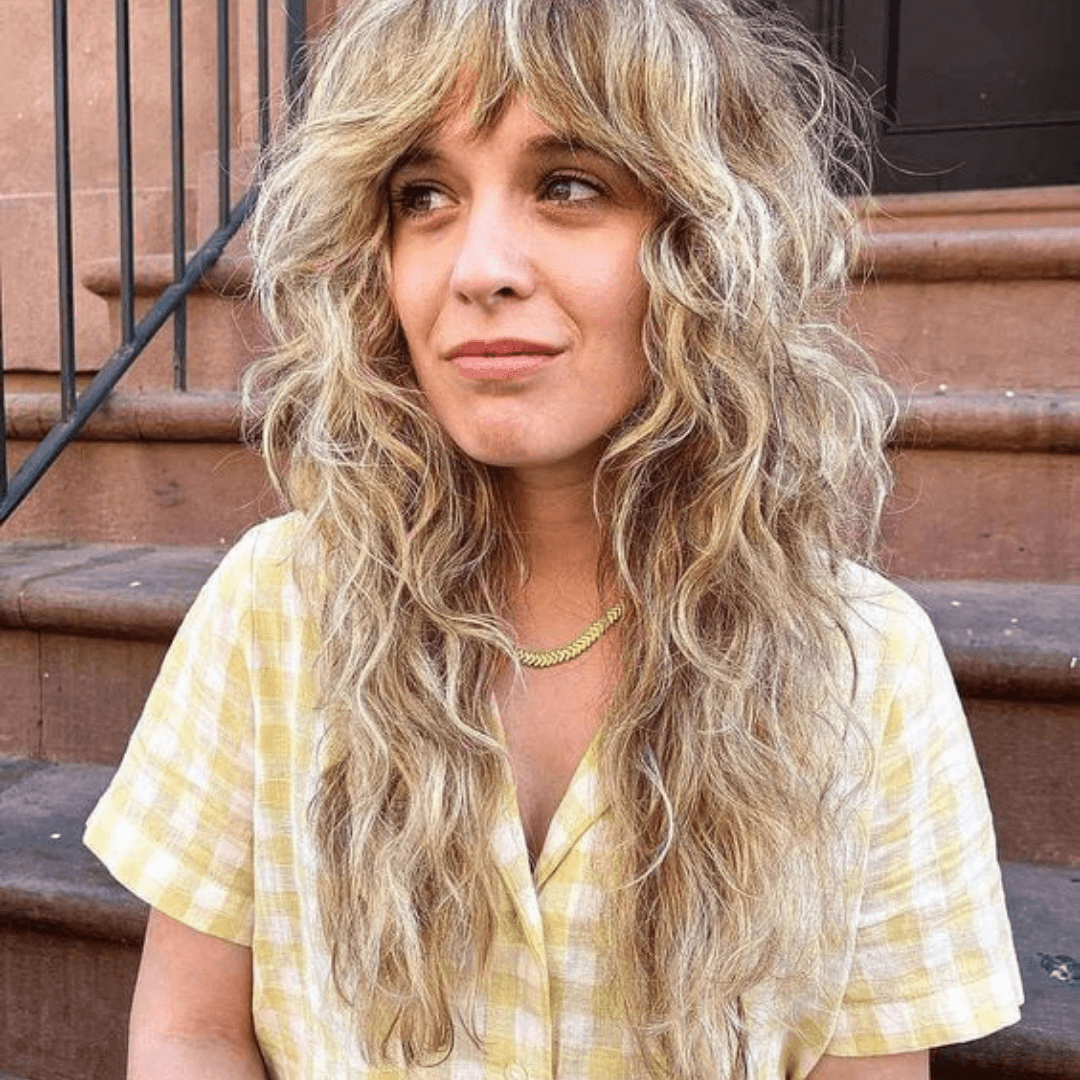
[390,132,608,174]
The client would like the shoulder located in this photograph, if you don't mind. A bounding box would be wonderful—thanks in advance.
[836,562,945,686]
[215,512,306,581]
[195,512,307,612]
[838,561,936,644]
[832,562,961,747]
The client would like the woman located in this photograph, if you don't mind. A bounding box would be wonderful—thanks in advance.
[85,0,1023,1076]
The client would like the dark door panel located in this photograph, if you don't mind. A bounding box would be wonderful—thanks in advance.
[779,0,1080,192]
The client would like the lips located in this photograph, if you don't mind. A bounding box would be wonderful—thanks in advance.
[445,339,563,380]
[445,339,561,360]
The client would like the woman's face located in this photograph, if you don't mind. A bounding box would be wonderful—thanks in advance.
[388,96,653,482]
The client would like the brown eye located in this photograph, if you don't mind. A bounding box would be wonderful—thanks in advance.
[542,174,602,203]
[391,183,452,218]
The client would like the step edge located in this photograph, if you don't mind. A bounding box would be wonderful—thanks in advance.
[858,225,1080,282]
[7,389,1078,452]
[864,186,1080,221]
[0,541,225,641]
[4,390,243,443]
[898,579,1080,703]
[0,878,147,945]
[896,390,1080,453]
[945,648,1079,704]
[81,253,253,299]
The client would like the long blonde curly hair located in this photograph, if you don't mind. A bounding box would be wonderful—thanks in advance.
[246,0,894,1074]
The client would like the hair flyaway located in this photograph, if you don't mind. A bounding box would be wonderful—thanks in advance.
[246,0,895,1075]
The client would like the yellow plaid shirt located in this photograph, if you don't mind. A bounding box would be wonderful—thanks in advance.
[85,515,1022,1079]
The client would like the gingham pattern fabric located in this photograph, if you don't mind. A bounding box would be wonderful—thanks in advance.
[84,515,1023,1079]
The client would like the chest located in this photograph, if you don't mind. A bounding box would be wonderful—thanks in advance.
[494,643,616,865]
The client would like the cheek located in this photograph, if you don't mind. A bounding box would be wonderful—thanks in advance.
[575,242,649,336]
[388,248,437,348]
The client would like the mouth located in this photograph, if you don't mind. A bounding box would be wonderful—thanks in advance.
[445,339,564,380]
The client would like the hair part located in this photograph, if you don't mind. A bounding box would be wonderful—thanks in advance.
[247,0,892,1074]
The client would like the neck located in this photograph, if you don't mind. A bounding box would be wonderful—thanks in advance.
[501,461,608,624]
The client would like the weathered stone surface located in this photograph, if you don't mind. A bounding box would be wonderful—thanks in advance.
[0,758,146,942]
[901,579,1080,700]
[884,449,1080,583]
[0,541,223,640]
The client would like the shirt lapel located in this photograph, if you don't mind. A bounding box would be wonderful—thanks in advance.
[533,737,609,891]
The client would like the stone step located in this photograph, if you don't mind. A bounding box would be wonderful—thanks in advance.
[901,579,1080,869]
[4,384,1077,574]
[886,389,1080,581]
[0,538,1077,860]
[1,390,278,545]
[0,757,141,1080]
[932,863,1080,1080]
[0,756,1075,1080]
[853,187,1080,392]
[77,253,266,394]
[0,540,223,763]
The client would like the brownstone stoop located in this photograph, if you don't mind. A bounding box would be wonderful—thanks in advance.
[1,186,1078,1079]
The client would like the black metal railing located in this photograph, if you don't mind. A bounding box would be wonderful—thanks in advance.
[0,0,308,522]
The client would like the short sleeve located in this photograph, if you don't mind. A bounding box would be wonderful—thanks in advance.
[827,596,1024,1056]
[83,528,263,945]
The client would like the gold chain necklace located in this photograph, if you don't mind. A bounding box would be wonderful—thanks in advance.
[515,605,624,669]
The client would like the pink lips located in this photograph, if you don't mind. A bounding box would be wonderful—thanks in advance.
[445,339,562,380]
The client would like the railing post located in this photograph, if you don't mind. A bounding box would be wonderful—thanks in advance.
[52,0,77,418]
[115,0,135,343]
[285,0,308,118]
[0,274,7,501]
[171,0,188,390]
[257,0,270,150]
[216,0,231,229]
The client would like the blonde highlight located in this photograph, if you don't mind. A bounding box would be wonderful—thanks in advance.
[246,0,893,1074]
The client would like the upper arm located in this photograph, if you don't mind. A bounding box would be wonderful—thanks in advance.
[808,1051,929,1080]
[826,591,1021,1057]
[129,907,262,1071]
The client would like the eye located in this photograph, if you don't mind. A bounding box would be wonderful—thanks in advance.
[541,174,603,204]
[390,183,452,219]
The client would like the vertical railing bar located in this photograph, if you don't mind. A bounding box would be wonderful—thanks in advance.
[257,0,270,150]
[170,0,187,390]
[217,0,231,229]
[0,273,8,499]
[53,0,77,418]
[285,0,307,120]
[115,0,135,343]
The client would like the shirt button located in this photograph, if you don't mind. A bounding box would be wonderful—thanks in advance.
[505,1065,528,1080]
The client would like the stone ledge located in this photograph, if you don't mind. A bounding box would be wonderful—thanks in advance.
[6,389,1079,452]
[4,390,243,442]
[896,391,1080,453]
[81,253,253,299]
[0,541,223,641]
[860,225,1080,282]
[866,186,1080,221]
[901,580,1080,702]
[0,757,146,945]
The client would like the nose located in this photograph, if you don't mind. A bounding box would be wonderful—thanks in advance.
[448,196,535,307]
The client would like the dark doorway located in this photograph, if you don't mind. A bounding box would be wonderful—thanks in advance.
[780,0,1080,193]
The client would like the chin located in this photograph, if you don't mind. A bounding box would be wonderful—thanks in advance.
[450,425,535,468]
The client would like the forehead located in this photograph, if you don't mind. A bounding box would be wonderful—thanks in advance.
[394,94,607,172]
